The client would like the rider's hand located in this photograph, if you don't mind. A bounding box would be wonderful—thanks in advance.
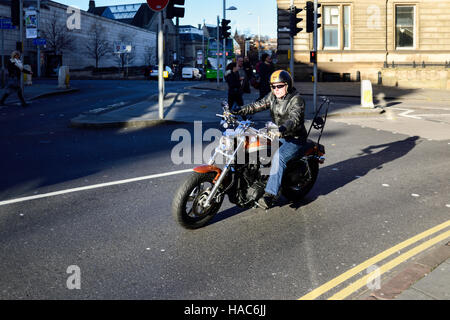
[230,106,242,115]
[278,125,287,137]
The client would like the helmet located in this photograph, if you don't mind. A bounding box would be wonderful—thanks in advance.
[270,70,293,91]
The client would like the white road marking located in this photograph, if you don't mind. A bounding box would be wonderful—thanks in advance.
[397,109,422,120]
[0,168,193,207]
[390,107,450,120]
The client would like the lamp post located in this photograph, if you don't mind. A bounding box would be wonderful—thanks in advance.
[248,12,261,60]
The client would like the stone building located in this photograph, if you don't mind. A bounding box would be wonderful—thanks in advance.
[87,0,177,68]
[0,0,157,76]
[276,0,450,89]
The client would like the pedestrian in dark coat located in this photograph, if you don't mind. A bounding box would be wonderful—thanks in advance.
[237,56,250,94]
[225,62,244,110]
[258,53,275,100]
[1,51,32,107]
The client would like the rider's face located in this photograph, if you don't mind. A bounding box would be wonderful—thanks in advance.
[271,82,287,98]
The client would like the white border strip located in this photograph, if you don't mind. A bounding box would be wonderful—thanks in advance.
[0,169,193,207]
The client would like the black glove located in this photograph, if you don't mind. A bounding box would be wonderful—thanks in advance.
[230,106,243,115]
[278,125,287,135]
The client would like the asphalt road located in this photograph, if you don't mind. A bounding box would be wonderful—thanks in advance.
[0,82,449,300]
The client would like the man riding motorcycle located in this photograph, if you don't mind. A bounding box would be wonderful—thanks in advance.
[232,70,307,209]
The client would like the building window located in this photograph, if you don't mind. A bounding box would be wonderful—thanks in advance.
[396,6,415,49]
[343,5,351,49]
[323,6,340,49]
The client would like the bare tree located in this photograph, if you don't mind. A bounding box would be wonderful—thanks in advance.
[85,22,110,69]
[144,45,156,66]
[41,12,74,55]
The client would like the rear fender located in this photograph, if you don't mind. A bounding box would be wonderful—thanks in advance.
[304,144,326,164]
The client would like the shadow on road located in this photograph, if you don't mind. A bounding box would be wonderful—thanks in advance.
[287,135,420,209]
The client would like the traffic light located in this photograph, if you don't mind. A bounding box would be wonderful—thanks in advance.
[11,0,20,26]
[310,51,317,63]
[166,0,185,19]
[289,6,303,37]
[220,19,231,40]
[306,1,321,33]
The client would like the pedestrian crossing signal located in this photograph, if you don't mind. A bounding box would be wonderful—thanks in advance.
[310,51,317,63]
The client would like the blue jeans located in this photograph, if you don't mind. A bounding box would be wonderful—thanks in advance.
[265,138,304,196]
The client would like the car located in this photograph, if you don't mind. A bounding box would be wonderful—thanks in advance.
[182,67,202,80]
[149,66,174,80]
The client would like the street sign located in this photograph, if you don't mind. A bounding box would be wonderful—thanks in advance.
[146,0,169,12]
[33,38,46,46]
[113,42,132,54]
[25,9,37,39]
[0,18,16,30]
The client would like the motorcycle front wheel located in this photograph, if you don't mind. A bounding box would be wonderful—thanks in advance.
[172,172,223,229]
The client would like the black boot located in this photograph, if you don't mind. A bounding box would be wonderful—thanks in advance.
[257,193,276,209]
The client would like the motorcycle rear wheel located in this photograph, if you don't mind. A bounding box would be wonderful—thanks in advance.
[172,172,223,229]
[281,159,319,201]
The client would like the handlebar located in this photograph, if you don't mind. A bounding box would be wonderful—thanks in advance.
[216,110,279,141]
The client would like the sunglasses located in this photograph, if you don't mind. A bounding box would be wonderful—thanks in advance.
[271,84,286,89]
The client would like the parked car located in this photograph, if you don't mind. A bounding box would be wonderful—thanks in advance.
[182,67,202,80]
[149,66,174,80]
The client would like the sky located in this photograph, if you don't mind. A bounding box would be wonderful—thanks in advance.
[56,0,278,38]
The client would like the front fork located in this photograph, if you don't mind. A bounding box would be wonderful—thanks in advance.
[203,138,245,208]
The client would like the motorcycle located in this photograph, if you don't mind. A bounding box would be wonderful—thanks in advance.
[172,97,331,229]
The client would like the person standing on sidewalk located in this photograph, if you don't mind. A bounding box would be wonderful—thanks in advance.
[243,56,253,87]
[237,56,250,94]
[257,53,274,100]
[0,51,32,107]
[225,62,244,110]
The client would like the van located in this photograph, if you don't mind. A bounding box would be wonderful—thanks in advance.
[182,67,202,80]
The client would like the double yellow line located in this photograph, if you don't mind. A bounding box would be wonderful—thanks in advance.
[299,220,450,300]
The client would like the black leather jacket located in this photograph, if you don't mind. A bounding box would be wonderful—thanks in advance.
[7,58,31,80]
[238,88,307,141]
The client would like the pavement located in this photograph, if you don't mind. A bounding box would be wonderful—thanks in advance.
[0,79,79,106]
[5,78,450,300]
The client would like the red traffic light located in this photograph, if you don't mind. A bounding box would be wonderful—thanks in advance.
[310,51,317,63]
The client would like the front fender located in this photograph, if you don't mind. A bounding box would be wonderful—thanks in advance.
[193,165,222,183]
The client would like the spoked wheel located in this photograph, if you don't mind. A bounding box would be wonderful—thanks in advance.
[281,158,319,202]
[172,172,223,229]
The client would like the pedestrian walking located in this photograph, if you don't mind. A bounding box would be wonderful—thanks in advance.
[237,56,250,94]
[257,53,275,100]
[0,51,32,107]
[225,62,244,110]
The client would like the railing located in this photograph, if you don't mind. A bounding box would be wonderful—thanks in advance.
[384,61,450,68]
